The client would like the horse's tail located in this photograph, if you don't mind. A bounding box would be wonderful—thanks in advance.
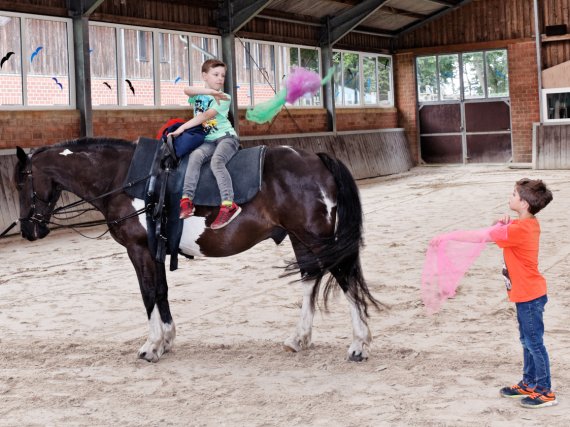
[308,153,381,320]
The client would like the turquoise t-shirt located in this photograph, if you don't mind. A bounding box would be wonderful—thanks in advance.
[188,93,236,142]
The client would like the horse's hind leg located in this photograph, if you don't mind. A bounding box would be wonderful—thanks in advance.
[283,236,319,353]
[331,260,372,362]
[126,243,176,362]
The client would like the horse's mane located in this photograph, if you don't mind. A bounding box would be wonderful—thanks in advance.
[34,137,135,155]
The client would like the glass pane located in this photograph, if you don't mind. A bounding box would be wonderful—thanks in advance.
[438,54,460,100]
[25,18,70,106]
[252,43,276,104]
[332,51,342,105]
[0,15,23,106]
[190,36,217,87]
[236,40,251,106]
[486,49,509,97]
[122,29,154,106]
[299,48,320,105]
[378,56,392,105]
[546,92,570,120]
[363,56,377,105]
[342,52,359,105]
[159,33,189,106]
[89,25,118,106]
[289,47,299,68]
[462,52,484,99]
[416,56,437,102]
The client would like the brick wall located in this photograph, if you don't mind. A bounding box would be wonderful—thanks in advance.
[394,52,418,164]
[0,110,80,149]
[0,105,399,148]
[508,41,539,163]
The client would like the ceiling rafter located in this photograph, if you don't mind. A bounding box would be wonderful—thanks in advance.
[67,0,105,17]
[397,0,474,37]
[219,0,273,34]
[320,0,390,46]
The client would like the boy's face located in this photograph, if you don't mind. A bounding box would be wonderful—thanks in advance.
[202,66,226,91]
[509,186,528,213]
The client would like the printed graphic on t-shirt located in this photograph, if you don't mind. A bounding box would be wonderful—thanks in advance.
[194,96,218,133]
[502,260,512,291]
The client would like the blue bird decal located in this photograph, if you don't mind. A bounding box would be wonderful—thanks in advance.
[30,46,43,63]
[52,77,63,90]
[174,76,181,84]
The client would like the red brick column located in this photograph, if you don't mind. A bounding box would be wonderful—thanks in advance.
[394,52,418,164]
[508,41,539,163]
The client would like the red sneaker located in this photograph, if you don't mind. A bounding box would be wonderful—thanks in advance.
[211,202,241,229]
[179,197,195,219]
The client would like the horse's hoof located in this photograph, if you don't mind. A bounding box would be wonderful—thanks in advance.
[138,344,163,363]
[348,351,368,362]
[283,344,298,353]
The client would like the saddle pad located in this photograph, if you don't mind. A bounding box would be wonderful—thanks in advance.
[124,137,266,207]
[174,145,266,206]
[124,137,162,199]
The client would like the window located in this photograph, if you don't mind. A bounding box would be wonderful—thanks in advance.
[89,25,118,106]
[417,49,509,103]
[0,12,73,108]
[333,50,393,107]
[543,88,570,122]
[236,39,321,108]
[89,22,220,108]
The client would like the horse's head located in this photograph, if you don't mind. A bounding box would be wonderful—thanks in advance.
[14,147,61,241]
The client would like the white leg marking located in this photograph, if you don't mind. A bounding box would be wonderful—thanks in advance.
[179,216,207,257]
[345,294,372,361]
[284,281,315,352]
[138,305,174,362]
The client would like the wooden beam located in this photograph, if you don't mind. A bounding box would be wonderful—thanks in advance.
[219,0,273,34]
[396,0,474,37]
[320,0,390,46]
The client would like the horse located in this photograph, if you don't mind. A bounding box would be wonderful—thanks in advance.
[13,137,380,362]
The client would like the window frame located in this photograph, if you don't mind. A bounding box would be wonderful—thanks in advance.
[236,37,323,109]
[0,11,75,111]
[416,48,509,105]
[333,48,394,108]
[542,87,570,123]
[89,21,221,109]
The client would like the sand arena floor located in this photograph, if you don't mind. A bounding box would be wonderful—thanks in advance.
[1,165,569,426]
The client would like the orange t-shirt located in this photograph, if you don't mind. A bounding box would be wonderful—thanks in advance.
[492,218,547,302]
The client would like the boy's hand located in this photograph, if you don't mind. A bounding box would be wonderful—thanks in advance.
[493,214,511,225]
[210,90,229,104]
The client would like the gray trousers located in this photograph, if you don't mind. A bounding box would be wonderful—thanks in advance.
[182,134,240,202]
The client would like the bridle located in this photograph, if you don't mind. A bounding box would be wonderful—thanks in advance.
[1,149,152,239]
[19,153,60,228]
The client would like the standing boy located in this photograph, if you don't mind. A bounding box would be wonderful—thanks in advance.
[168,59,241,229]
[492,178,556,408]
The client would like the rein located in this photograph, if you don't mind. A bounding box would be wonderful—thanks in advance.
[0,150,153,239]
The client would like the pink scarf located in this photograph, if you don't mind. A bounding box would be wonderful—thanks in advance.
[421,223,509,314]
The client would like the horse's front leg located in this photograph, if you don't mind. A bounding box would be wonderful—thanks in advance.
[284,279,315,352]
[127,244,176,362]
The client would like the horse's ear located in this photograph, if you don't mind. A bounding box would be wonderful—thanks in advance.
[16,147,28,164]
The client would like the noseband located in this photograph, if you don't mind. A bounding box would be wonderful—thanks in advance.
[20,153,58,227]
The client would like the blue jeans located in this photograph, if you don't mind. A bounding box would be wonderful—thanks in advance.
[516,294,551,391]
[182,134,239,202]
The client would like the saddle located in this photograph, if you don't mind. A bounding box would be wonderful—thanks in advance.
[124,137,266,270]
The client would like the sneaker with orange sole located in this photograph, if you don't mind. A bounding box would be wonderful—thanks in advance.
[500,381,535,398]
[520,389,558,408]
